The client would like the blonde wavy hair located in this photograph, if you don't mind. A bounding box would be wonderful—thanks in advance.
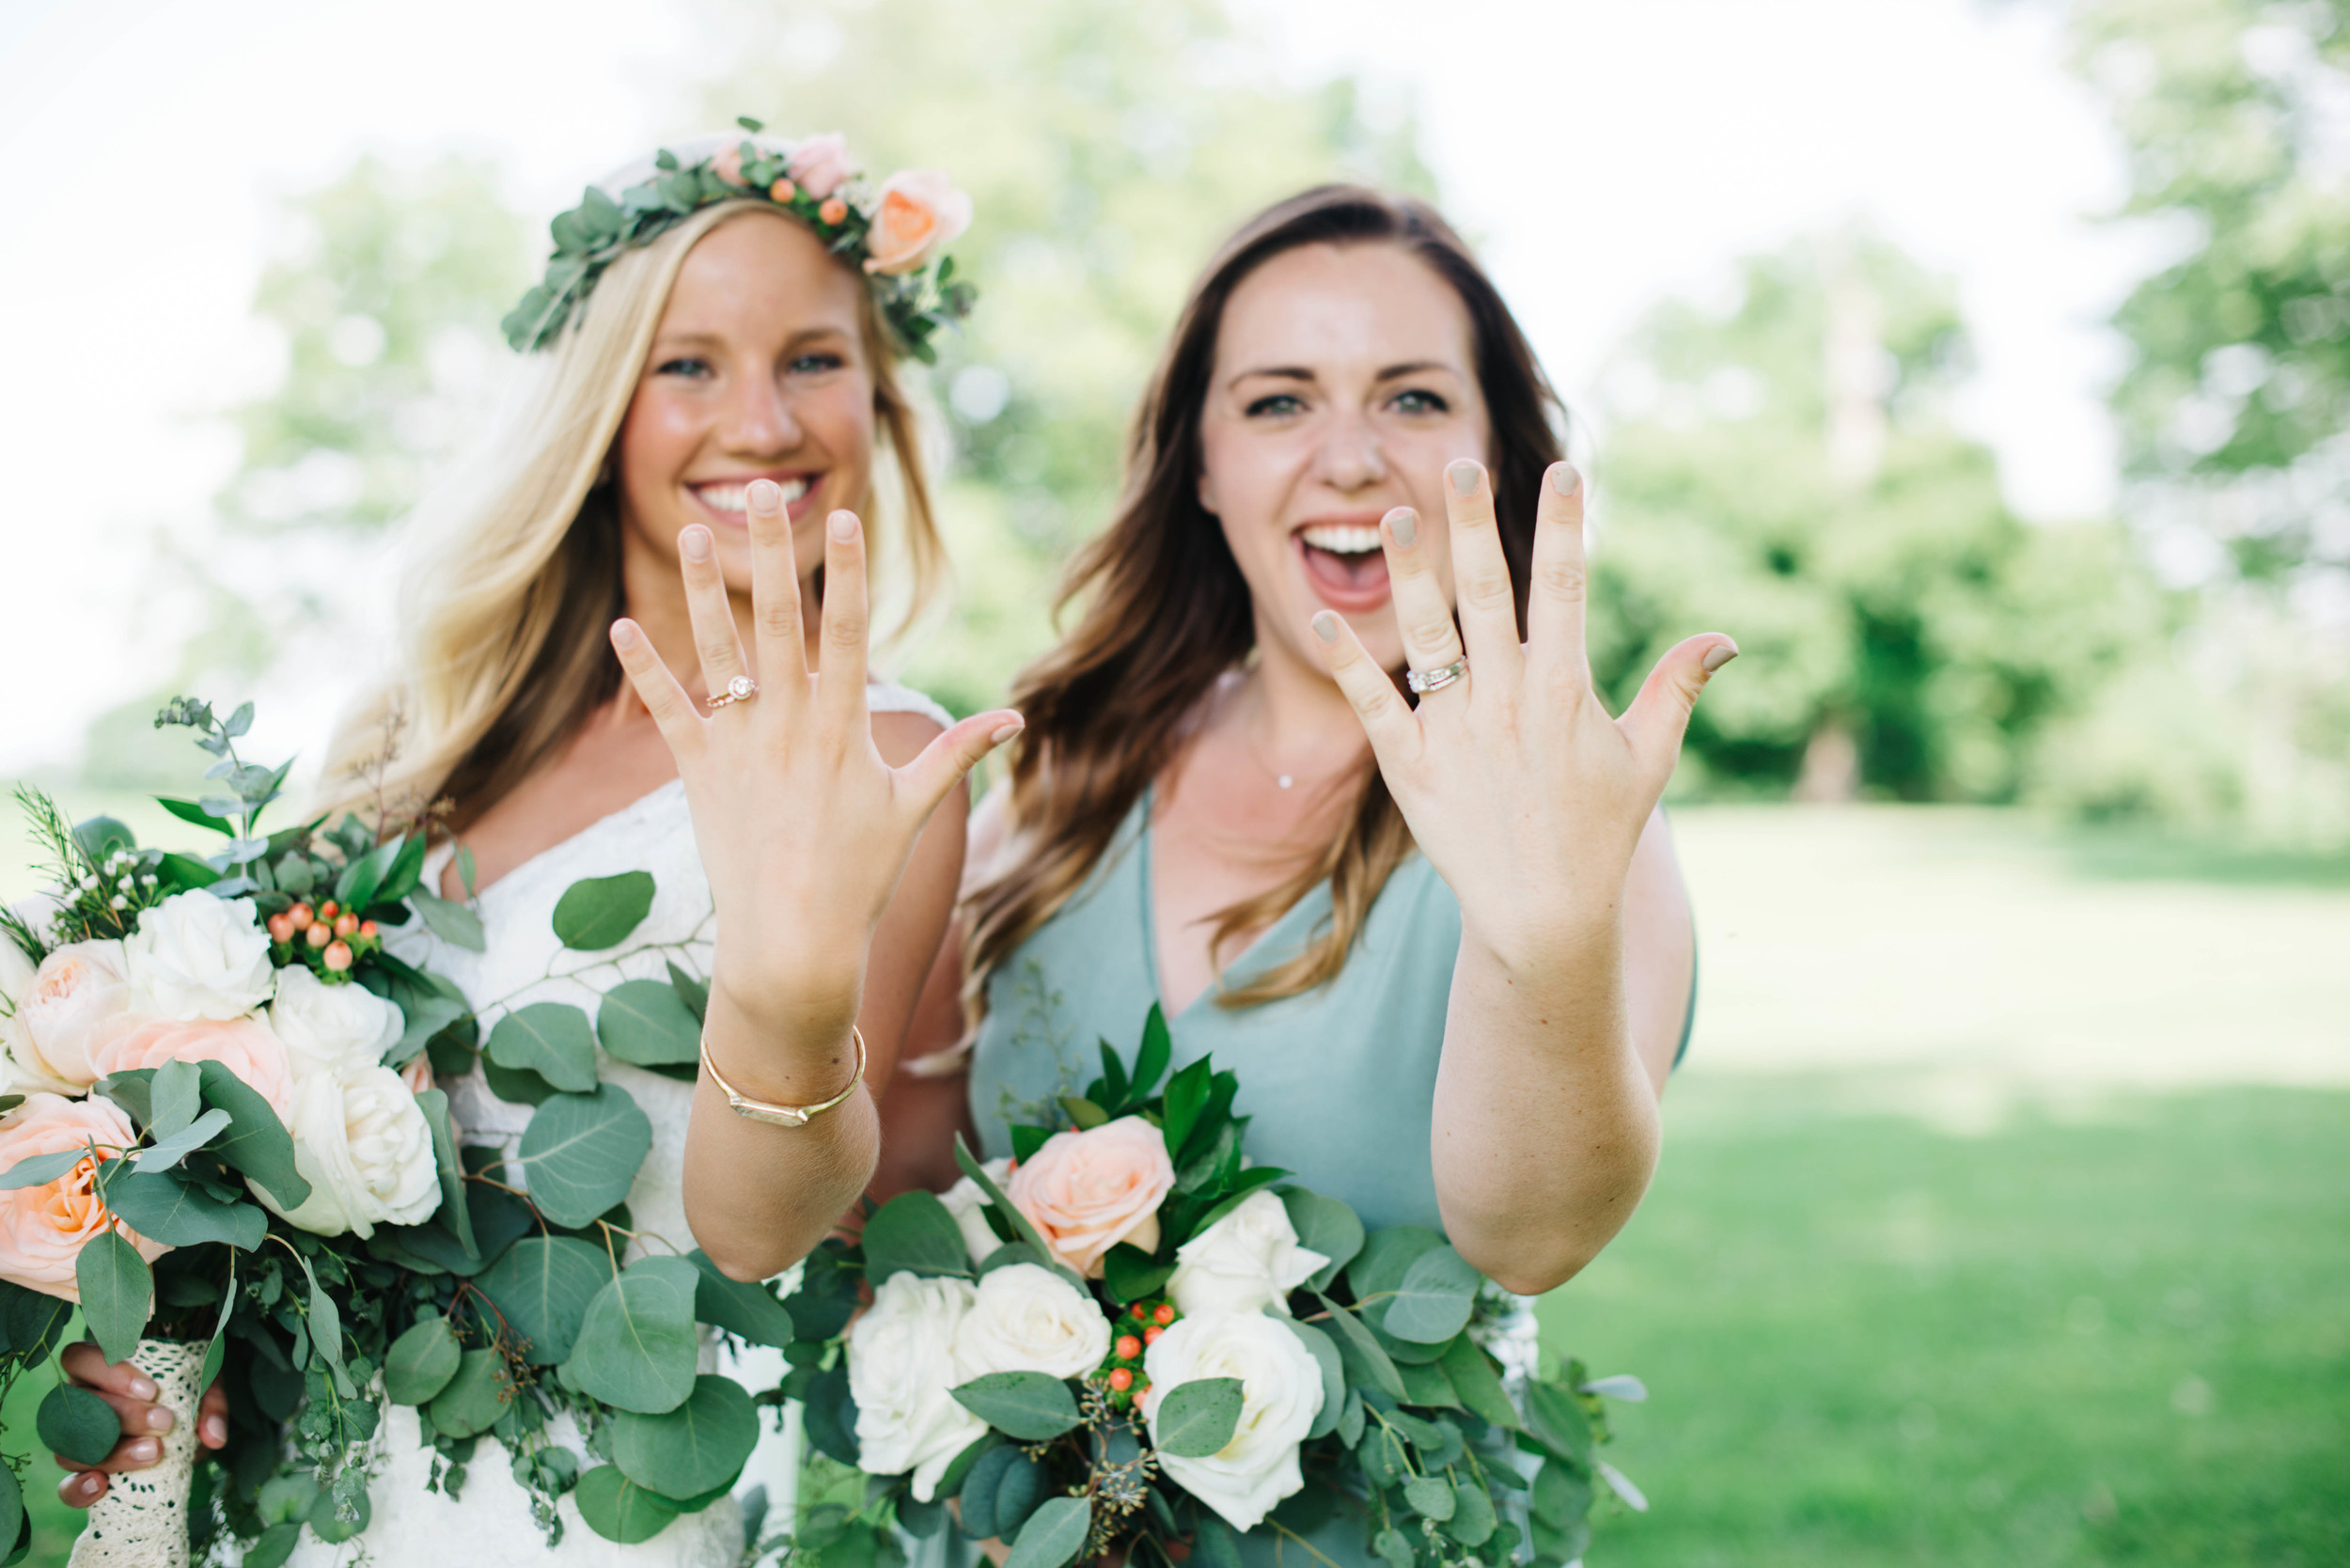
[321,198,946,833]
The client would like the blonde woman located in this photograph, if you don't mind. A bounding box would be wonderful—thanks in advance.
[57,131,1018,1565]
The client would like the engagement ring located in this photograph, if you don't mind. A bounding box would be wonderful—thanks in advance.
[708,675,759,710]
[1407,657,1467,695]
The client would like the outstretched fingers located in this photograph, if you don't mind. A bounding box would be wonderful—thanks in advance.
[1311,610,1420,765]
[746,478,809,696]
[1526,462,1590,680]
[897,711,1026,824]
[1619,633,1739,787]
[1442,459,1525,687]
[817,510,871,731]
[678,524,749,702]
[610,619,706,760]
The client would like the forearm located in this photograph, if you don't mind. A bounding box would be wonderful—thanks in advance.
[1431,918,1660,1295]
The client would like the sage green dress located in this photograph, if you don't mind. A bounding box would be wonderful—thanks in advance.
[965,793,1693,1568]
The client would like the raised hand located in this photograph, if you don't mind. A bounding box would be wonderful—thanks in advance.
[1311,458,1734,972]
[609,479,1021,1071]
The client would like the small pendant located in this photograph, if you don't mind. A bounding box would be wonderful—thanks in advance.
[1277,775,1293,790]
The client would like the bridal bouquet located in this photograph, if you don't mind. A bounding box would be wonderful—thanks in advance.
[774,1008,1647,1568]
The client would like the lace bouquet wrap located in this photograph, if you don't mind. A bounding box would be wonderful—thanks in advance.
[773,1006,1651,1568]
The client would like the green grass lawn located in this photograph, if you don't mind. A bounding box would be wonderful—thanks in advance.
[1540,1074,2350,1567]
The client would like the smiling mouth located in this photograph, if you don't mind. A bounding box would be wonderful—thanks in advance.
[1296,522,1390,601]
[688,476,815,516]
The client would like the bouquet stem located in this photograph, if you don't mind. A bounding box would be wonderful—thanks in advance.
[70,1339,206,1568]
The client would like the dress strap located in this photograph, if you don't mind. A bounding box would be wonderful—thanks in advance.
[867,679,955,730]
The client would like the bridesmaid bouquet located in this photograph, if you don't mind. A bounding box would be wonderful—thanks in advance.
[0,698,798,1563]
[775,1008,1649,1568]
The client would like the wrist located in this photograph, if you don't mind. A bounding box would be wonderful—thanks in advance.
[1458,897,1624,982]
[702,988,866,1106]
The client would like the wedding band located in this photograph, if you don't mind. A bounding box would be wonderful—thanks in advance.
[707,675,758,711]
[1407,657,1467,695]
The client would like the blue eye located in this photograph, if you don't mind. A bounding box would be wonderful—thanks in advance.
[656,356,713,379]
[1246,393,1305,417]
[789,352,846,374]
[1393,388,1449,414]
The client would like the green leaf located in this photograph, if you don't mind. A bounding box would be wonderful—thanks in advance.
[1058,1094,1108,1130]
[597,980,701,1068]
[1526,1380,1594,1465]
[1279,1188,1364,1292]
[478,1236,609,1365]
[552,870,656,949]
[1349,1225,1447,1305]
[664,961,708,1023]
[196,1258,235,1392]
[949,1371,1082,1440]
[952,1135,1083,1291]
[103,1169,266,1249]
[196,1059,309,1210]
[0,1466,21,1565]
[335,834,406,913]
[374,833,430,905]
[37,1383,118,1466]
[1131,1005,1171,1102]
[1009,1124,1051,1164]
[574,1464,682,1544]
[515,1083,652,1228]
[384,1314,463,1404]
[1101,1244,1174,1305]
[155,852,221,892]
[76,1230,151,1364]
[73,815,137,858]
[427,1347,515,1437]
[1191,1513,1241,1568]
[481,1058,557,1105]
[934,1432,996,1500]
[487,1003,600,1093]
[1281,1320,1345,1439]
[1372,1526,1416,1568]
[611,1374,760,1497]
[413,1089,473,1257]
[1403,1476,1456,1522]
[1443,1475,1497,1545]
[1531,1458,1595,1529]
[1150,1377,1244,1457]
[569,1255,700,1413]
[387,996,464,1070]
[409,888,487,952]
[0,1148,88,1189]
[1092,1041,1128,1112]
[863,1189,974,1284]
[956,1446,1019,1538]
[688,1250,793,1347]
[149,1059,202,1139]
[800,1363,860,1466]
[1436,1334,1518,1430]
[1313,1292,1405,1401]
[130,1106,232,1173]
[456,844,478,898]
[1382,1245,1481,1344]
[290,1248,353,1398]
[1002,1496,1090,1568]
[156,797,235,836]
[5,1286,72,1365]
[1395,1355,1461,1409]
[1159,1058,1214,1158]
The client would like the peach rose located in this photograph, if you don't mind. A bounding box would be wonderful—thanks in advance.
[862,170,973,276]
[5,940,131,1093]
[712,143,746,185]
[0,1093,167,1302]
[88,1013,295,1120]
[787,133,854,199]
[1006,1116,1174,1278]
[400,1051,434,1098]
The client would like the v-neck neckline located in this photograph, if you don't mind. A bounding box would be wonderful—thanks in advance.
[1136,786,1333,1023]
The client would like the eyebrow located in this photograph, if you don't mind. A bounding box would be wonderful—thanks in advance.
[652,325,854,351]
[1226,359,1459,390]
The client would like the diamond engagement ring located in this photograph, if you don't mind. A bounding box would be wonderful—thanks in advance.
[707,675,759,711]
[1407,657,1467,695]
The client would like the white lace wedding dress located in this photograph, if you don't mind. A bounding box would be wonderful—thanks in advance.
[288,681,953,1568]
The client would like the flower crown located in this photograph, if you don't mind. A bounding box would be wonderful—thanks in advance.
[501,118,978,362]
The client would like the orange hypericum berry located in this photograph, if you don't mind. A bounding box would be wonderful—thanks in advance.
[333,912,359,937]
[267,913,295,943]
[306,924,332,949]
[819,196,848,226]
[1130,1303,1149,1322]
[1152,1303,1177,1325]
[323,940,353,973]
[1143,1325,1163,1345]
[319,901,339,920]
[768,177,797,203]
[1115,1335,1142,1360]
[358,919,378,938]
[1107,1368,1133,1392]
[288,902,315,927]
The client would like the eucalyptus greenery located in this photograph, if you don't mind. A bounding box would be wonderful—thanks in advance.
[502,116,977,363]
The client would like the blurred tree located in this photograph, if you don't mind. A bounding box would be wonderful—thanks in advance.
[687,0,1434,713]
[1587,230,2182,803]
[2071,0,2350,579]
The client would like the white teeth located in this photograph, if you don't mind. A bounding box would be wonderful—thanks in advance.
[694,478,812,513]
[1300,524,1383,555]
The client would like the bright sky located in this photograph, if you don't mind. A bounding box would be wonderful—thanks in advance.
[0,0,2156,776]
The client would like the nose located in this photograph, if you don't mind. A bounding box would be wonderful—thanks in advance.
[1315,410,1387,492]
[722,369,801,457]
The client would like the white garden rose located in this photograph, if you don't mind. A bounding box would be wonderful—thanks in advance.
[269,964,402,1081]
[258,1060,440,1240]
[953,1262,1113,1381]
[848,1272,988,1501]
[124,892,274,1020]
[939,1156,1014,1264]
[4,940,132,1092]
[1142,1311,1326,1532]
[0,938,69,1096]
[1166,1189,1330,1319]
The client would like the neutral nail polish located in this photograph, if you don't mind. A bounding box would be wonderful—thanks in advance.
[128,1438,159,1463]
[1702,643,1739,673]
[1448,460,1480,496]
[610,619,638,649]
[1388,508,1418,548]
[146,1406,175,1433]
[128,1377,157,1402]
[747,478,783,512]
[990,721,1026,745]
[1311,612,1340,644]
[680,527,712,561]
[830,510,858,541]
[1551,463,1582,497]
[204,1416,227,1446]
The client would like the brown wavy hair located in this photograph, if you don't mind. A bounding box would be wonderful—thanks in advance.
[965,185,1566,1010]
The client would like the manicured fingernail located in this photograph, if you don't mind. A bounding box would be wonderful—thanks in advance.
[829,510,858,541]
[747,478,783,513]
[127,1437,159,1463]
[1311,612,1340,644]
[70,1474,102,1501]
[202,1416,227,1446]
[680,526,713,561]
[1702,642,1739,673]
[611,619,638,649]
[127,1377,157,1402]
[145,1405,175,1433]
[990,720,1025,745]
[1551,463,1582,497]
[1448,460,1481,496]
[1386,507,1418,548]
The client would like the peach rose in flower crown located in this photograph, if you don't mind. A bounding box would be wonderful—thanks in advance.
[1006,1116,1174,1278]
[88,1013,296,1120]
[863,170,972,276]
[786,133,854,200]
[712,142,747,185]
[0,1093,168,1301]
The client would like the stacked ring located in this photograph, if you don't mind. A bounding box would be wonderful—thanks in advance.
[1406,657,1468,695]
[707,675,759,711]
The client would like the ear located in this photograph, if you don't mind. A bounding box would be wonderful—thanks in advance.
[1196,472,1219,517]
